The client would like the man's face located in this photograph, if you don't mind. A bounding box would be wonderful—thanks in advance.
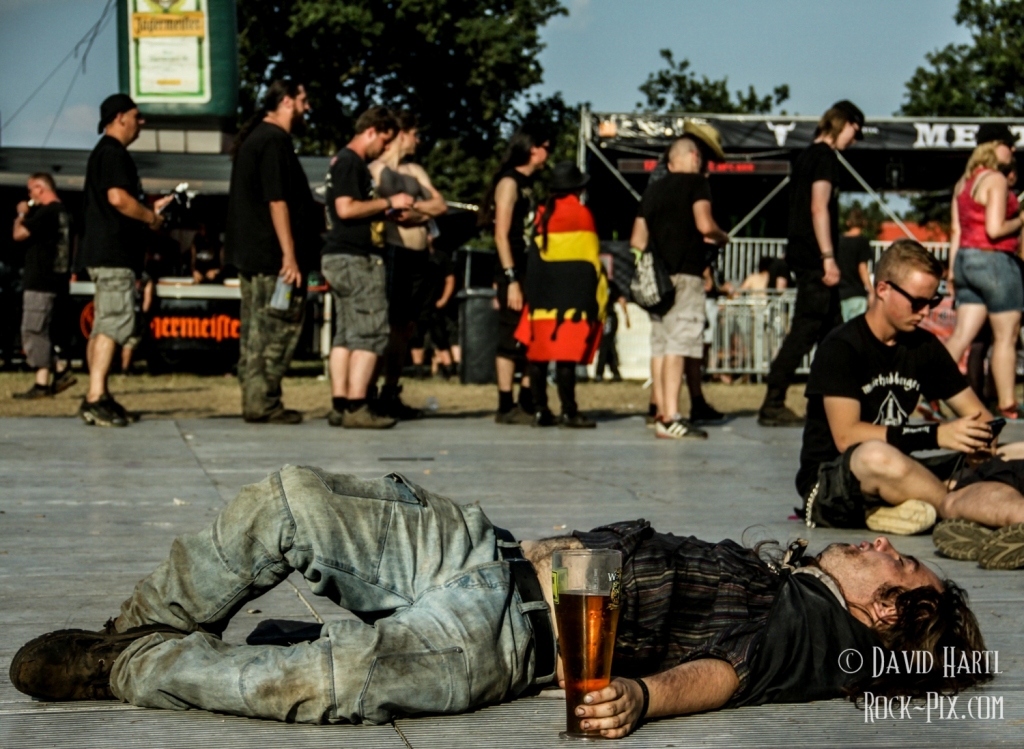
[289,86,309,136]
[835,121,860,151]
[27,179,47,204]
[366,128,396,160]
[119,108,144,144]
[818,536,942,619]
[397,128,419,157]
[877,268,941,332]
[529,141,550,168]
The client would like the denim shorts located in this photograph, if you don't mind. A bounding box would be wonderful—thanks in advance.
[953,248,1024,313]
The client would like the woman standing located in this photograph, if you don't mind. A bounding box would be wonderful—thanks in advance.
[944,134,1023,418]
[514,162,607,427]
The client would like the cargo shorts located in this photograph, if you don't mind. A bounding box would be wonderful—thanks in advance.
[322,253,389,355]
[88,267,136,345]
[650,273,706,359]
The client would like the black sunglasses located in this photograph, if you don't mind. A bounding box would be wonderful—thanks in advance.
[887,281,942,312]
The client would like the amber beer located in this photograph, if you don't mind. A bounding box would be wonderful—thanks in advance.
[551,549,622,740]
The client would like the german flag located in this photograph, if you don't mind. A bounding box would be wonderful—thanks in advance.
[515,194,608,362]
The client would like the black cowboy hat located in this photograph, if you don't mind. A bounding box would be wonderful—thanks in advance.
[977,123,1017,148]
[549,161,590,192]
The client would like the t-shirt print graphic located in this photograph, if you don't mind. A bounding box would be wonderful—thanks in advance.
[874,390,908,426]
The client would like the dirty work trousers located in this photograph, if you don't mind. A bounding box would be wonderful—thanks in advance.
[237,273,305,421]
[109,466,542,724]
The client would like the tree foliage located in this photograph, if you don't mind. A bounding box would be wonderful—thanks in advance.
[901,0,1024,117]
[236,0,567,202]
[637,49,790,114]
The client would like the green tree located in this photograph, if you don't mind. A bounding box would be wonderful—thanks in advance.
[901,0,1024,116]
[236,0,567,202]
[637,49,790,113]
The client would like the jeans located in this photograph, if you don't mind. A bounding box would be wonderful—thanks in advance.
[109,466,542,724]
[953,248,1024,313]
[766,268,841,391]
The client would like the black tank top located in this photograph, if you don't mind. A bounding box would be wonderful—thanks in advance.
[499,169,536,273]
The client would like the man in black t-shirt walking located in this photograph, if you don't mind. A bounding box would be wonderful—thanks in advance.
[322,107,412,429]
[10,172,76,399]
[799,240,1024,569]
[630,131,729,439]
[78,94,172,427]
[759,101,864,427]
[225,80,317,425]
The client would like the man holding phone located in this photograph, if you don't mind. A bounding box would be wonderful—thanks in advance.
[796,240,1024,569]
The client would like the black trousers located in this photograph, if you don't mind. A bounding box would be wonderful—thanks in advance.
[766,269,842,391]
[528,361,577,415]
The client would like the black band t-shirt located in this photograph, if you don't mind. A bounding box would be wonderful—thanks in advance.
[837,234,873,300]
[639,173,714,277]
[21,202,71,294]
[80,135,145,272]
[797,315,967,496]
[786,142,841,272]
[225,122,318,275]
[322,147,379,257]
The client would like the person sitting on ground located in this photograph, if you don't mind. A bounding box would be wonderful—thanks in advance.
[515,162,607,428]
[12,466,987,737]
[797,239,1024,570]
[741,256,792,294]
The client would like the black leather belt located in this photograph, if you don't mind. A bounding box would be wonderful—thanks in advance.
[494,527,557,683]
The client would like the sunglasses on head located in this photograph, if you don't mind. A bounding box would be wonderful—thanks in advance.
[887,281,942,312]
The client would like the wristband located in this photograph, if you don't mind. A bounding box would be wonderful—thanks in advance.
[886,422,939,454]
[385,196,392,210]
[632,677,650,721]
[503,267,517,283]
[821,252,834,260]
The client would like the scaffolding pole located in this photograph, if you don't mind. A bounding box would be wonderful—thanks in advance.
[836,151,915,239]
[586,139,642,201]
[728,176,791,239]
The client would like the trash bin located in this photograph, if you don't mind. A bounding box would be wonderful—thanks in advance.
[459,288,498,384]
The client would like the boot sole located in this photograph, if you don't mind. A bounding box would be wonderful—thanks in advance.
[979,522,1024,570]
[864,500,937,536]
[933,519,993,561]
[79,410,127,428]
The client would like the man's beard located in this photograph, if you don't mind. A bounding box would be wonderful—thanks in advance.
[291,113,307,137]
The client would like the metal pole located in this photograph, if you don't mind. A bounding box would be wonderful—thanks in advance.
[727,175,791,239]
[578,105,589,173]
[835,151,915,239]
[586,140,642,201]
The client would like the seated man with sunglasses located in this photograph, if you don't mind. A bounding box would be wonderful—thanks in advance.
[797,240,1024,568]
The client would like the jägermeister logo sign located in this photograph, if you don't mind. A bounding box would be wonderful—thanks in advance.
[128,0,211,103]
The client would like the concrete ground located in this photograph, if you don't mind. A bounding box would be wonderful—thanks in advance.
[1,413,1022,748]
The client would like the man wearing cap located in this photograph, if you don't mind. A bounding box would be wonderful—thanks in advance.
[759,100,864,427]
[77,94,172,427]
[630,126,730,439]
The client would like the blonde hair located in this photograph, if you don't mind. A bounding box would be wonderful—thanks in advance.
[963,141,1002,181]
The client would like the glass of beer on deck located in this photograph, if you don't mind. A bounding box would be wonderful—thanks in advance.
[551,549,622,740]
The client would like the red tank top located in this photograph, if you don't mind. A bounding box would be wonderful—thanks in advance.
[958,168,1020,252]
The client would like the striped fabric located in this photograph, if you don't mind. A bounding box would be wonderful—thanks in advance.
[574,520,783,699]
[514,194,608,363]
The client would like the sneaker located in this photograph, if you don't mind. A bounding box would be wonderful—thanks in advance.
[377,386,423,420]
[560,412,597,429]
[51,370,78,395]
[9,624,184,701]
[933,519,994,561]
[690,401,725,424]
[78,398,128,427]
[655,418,708,440]
[533,408,557,427]
[266,408,303,425]
[342,404,397,429]
[495,405,534,425]
[978,522,1024,570]
[758,403,805,427]
[105,396,140,423]
[327,408,345,427]
[12,384,52,400]
[864,500,937,536]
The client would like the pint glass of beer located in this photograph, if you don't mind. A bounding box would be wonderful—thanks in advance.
[551,549,622,740]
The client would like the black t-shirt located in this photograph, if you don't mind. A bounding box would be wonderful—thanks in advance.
[323,147,379,257]
[639,173,713,277]
[225,122,318,275]
[797,315,967,495]
[786,143,841,272]
[80,135,145,272]
[21,202,71,294]
[495,169,536,274]
[837,234,873,300]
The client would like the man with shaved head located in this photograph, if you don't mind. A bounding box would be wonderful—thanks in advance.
[631,127,730,439]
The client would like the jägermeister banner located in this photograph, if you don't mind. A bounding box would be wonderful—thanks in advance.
[127,0,212,104]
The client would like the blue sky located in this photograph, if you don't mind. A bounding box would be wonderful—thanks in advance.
[0,0,972,150]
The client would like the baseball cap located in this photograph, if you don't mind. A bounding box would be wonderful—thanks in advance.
[98,93,138,134]
[976,123,1017,148]
[832,100,865,140]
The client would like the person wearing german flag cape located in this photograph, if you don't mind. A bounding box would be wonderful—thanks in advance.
[514,162,607,427]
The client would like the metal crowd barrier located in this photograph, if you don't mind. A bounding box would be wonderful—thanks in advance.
[705,289,811,376]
